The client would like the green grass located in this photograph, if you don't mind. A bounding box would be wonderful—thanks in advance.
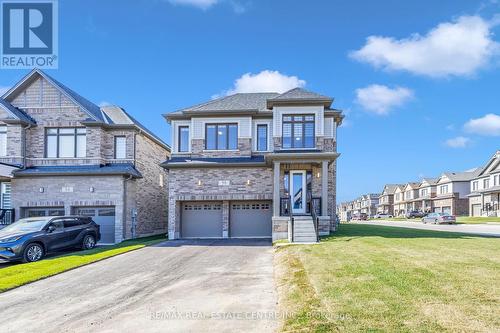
[0,235,165,293]
[275,224,500,332]
[456,216,500,224]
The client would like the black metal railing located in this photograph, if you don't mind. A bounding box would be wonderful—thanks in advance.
[0,209,15,225]
[307,192,320,242]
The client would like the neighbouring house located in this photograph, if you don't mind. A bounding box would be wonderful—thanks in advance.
[393,185,406,217]
[468,151,500,217]
[432,169,480,216]
[377,184,400,215]
[360,193,379,217]
[403,182,421,213]
[337,201,351,222]
[0,69,170,243]
[162,88,343,242]
[419,178,438,213]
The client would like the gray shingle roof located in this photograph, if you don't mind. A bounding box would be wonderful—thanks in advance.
[176,93,279,113]
[382,184,402,194]
[13,164,142,178]
[268,87,332,101]
[162,156,265,168]
[0,98,36,124]
[442,169,481,182]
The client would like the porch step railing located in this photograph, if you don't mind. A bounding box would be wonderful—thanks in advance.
[0,209,15,225]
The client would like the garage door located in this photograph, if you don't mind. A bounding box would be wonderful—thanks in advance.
[25,207,65,217]
[472,204,481,217]
[230,201,272,238]
[181,202,222,238]
[442,206,452,215]
[74,207,116,244]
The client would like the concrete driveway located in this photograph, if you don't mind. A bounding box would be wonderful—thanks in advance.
[357,220,500,237]
[0,239,278,333]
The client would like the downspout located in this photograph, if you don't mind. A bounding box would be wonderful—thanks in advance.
[21,123,33,169]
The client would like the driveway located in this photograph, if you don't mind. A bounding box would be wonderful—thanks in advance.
[357,220,500,237]
[0,239,278,333]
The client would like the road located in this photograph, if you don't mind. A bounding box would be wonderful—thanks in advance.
[0,239,278,333]
[357,220,500,237]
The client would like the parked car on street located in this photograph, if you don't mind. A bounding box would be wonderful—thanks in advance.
[0,216,101,263]
[351,213,368,221]
[422,213,456,224]
[406,210,426,219]
[374,213,393,219]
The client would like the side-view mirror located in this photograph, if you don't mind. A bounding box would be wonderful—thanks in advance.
[47,225,56,233]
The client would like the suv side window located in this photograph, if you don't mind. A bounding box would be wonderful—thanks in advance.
[62,218,82,228]
[48,220,64,231]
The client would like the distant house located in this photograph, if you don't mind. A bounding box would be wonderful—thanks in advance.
[468,151,500,217]
[393,185,406,217]
[433,169,480,216]
[377,184,400,216]
[403,182,420,213]
[360,193,379,217]
[419,178,438,213]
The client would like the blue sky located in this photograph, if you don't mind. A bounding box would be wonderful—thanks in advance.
[0,0,499,202]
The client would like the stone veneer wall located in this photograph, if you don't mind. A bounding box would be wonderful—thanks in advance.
[167,166,273,239]
[190,138,251,158]
[132,133,169,238]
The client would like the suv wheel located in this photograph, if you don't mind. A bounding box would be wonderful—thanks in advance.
[82,234,96,250]
[23,243,44,263]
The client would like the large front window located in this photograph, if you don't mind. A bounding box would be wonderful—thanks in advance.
[205,123,238,150]
[256,124,268,151]
[178,126,189,152]
[282,115,314,148]
[46,128,86,158]
[0,125,6,156]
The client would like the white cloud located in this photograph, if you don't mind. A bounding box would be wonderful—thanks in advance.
[98,101,112,107]
[354,84,414,115]
[168,0,219,10]
[0,86,10,96]
[445,136,471,148]
[464,113,500,136]
[350,15,500,77]
[217,70,306,97]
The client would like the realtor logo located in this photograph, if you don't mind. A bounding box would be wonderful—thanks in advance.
[1,0,58,68]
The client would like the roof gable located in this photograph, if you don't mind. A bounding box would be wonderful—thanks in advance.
[0,98,36,124]
[2,69,104,122]
[267,88,333,108]
[477,151,500,177]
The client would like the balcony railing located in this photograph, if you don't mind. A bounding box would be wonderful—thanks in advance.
[0,209,15,226]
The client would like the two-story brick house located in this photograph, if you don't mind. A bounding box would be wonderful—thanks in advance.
[403,182,421,213]
[468,151,500,217]
[0,69,170,243]
[419,178,438,213]
[377,184,400,216]
[432,169,480,215]
[162,88,343,242]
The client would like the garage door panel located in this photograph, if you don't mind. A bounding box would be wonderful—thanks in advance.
[472,204,481,217]
[182,202,222,238]
[230,201,272,238]
[75,207,115,243]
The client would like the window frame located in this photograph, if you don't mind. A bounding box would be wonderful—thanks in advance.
[204,123,238,150]
[45,127,87,158]
[178,125,190,153]
[282,114,315,149]
[256,123,268,151]
[0,125,7,156]
[114,135,127,159]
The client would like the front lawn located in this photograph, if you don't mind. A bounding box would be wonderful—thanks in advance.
[275,224,500,332]
[456,216,500,224]
[0,235,165,293]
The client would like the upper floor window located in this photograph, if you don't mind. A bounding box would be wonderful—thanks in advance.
[472,181,479,191]
[405,191,412,200]
[256,124,268,151]
[178,126,189,152]
[0,125,6,156]
[206,123,237,150]
[282,115,314,149]
[494,175,499,186]
[114,136,127,159]
[483,178,489,189]
[421,188,428,197]
[395,193,400,201]
[439,185,448,195]
[46,128,86,158]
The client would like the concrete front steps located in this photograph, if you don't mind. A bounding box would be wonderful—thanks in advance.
[293,216,318,243]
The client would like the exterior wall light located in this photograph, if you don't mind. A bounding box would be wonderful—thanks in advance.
[89,187,95,193]
[197,180,202,186]
[316,172,321,178]
[246,179,251,186]
[39,187,44,193]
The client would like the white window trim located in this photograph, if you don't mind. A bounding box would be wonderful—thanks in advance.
[172,121,191,154]
[253,120,271,152]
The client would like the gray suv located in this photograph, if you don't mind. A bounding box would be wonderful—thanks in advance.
[0,216,101,263]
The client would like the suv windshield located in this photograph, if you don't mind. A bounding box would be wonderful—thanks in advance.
[1,218,51,233]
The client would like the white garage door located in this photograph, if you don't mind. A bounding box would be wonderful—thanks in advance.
[472,204,481,217]
[181,202,222,238]
[75,207,116,244]
[230,201,272,238]
[442,206,452,215]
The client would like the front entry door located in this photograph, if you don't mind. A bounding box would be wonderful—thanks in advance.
[290,171,306,214]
